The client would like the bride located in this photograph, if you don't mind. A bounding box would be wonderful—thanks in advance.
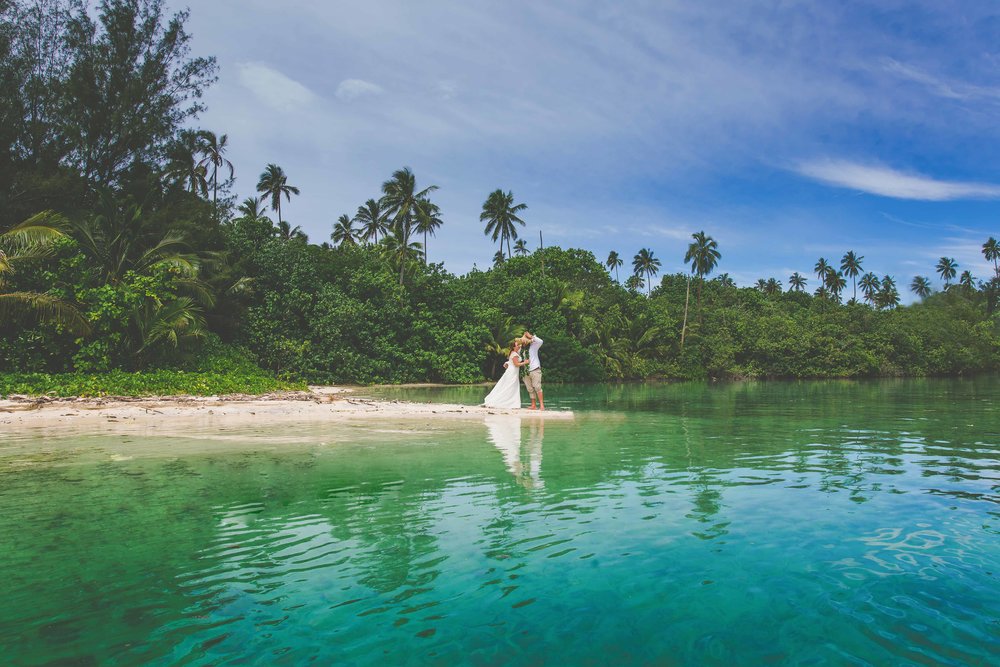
[483,338,525,408]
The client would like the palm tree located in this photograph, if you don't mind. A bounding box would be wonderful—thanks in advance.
[331,214,358,247]
[237,196,267,221]
[513,239,529,256]
[910,275,931,299]
[859,272,880,305]
[814,257,831,284]
[381,167,438,244]
[414,197,443,264]
[682,231,721,347]
[355,199,389,245]
[197,131,234,218]
[827,271,847,303]
[0,212,90,334]
[605,250,623,282]
[983,237,1000,278]
[840,251,864,302]
[481,189,527,261]
[755,278,768,292]
[492,250,505,267]
[164,130,208,196]
[878,275,900,309]
[625,274,644,292]
[789,272,807,291]
[256,164,299,226]
[381,229,423,285]
[715,273,735,288]
[632,248,661,296]
[959,270,976,291]
[276,220,306,242]
[74,191,200,284]
[764,278,782,295]
[936,257,957,288]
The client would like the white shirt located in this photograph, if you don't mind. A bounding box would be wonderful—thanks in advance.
[527,335,543,371]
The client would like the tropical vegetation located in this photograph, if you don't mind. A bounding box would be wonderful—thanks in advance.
[2,0,999,397]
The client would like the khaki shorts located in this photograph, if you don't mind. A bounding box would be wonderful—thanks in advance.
[523,368,542,399]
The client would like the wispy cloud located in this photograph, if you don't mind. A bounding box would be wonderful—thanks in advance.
[794,160,1000,201]
[335,79,385,101]
[882,58,1000,103]
[237,63,317,112]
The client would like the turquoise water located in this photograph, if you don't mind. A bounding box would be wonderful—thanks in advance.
[1,379,998,665]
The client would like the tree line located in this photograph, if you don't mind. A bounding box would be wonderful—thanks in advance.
[2,0,999,386]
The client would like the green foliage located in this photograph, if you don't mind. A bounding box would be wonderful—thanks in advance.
[2,1,999,394]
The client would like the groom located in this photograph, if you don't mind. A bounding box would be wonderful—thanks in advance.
[521,330,544,410]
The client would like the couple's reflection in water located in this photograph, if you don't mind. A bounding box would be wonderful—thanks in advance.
[485,415,544,489]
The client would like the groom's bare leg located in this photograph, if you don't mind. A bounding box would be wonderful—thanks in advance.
[537,390,544,410]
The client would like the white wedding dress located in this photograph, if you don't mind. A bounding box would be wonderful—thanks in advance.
[483,352,521,408]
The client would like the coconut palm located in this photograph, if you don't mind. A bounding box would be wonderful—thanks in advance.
[514,239,529,256]
[0,212,90,334]
[276,220,306,242]
[789,272,807,291]
[715,273,735,288]
[632,248,661,296]
[331,214,358,247]
[605,250,623,282]
[682,231,721,347]
[237,197,268,221]
[381,167,438,244]
[910,275,931,299]
[481,189,527,261]
[381,229,423,285]
[163,130,208,196]
[74,192,200,284]
[814,257,831,283]
[197,131,234,218]
[414,198,443,264]
[840,251,864,302]
[859,272,880,306]
[492,250,505,267]
[826,271,847,303]
[878,275,900,309]
[936,257,957,287]
[959,270,976,291]
[256,164,299,226]
[764,278,782,295]
[130,296,206,364]
[355,199,389,245]
[983,237,1000,278]
[625,274,644,292]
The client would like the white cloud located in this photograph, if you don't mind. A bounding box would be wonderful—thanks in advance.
[794,160,1000,201]
[335,79,385,101]
[882,58,1000,103]
[237,62,317,112]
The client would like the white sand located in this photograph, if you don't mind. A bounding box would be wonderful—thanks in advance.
[0,386,573,433]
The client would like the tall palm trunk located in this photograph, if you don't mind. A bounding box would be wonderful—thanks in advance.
[697,277,703,325]
[424,229,429,264]
[681,274,691,349]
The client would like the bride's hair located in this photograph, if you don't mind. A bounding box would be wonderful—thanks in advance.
[510,339,521,349]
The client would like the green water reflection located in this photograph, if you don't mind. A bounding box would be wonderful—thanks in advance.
[1,379,997,665]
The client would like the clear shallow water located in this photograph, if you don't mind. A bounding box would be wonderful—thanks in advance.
[1,380,998,665]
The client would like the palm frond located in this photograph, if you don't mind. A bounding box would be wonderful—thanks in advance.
[0,292,91,334]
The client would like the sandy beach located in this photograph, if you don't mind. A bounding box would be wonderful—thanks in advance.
[0,386,573,433]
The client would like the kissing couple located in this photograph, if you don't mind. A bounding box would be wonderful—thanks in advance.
[483,331,545,410]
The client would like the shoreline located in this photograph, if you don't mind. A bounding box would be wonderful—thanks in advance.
[0,386,573,431]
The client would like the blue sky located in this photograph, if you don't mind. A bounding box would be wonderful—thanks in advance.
[172,0,1000,298]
